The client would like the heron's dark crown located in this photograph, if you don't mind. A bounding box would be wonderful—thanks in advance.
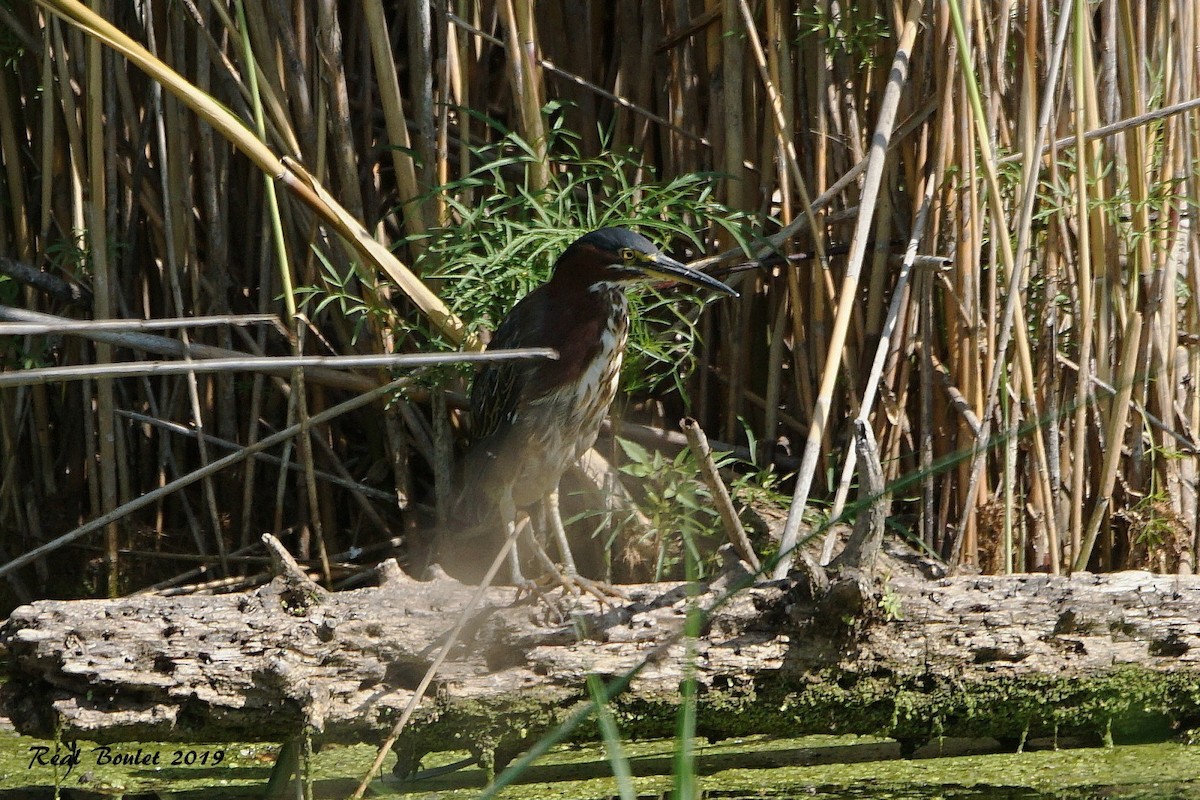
[567,227,657,257]
[551,227,659,284]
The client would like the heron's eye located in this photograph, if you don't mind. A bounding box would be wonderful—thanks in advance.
[619,247,637,262]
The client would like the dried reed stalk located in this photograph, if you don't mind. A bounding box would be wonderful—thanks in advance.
[3,0,1199,598]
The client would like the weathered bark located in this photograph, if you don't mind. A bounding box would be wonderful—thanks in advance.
[4,540,1200,773]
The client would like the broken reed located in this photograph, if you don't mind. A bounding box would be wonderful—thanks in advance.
[0,0,1196,597]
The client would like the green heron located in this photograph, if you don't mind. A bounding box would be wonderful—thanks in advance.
[445,227,737,591]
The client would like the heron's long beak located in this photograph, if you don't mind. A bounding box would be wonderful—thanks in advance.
[644,253,739,298]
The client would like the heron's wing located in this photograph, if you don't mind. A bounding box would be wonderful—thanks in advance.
[469,354,519,443]
[468,287,545,443]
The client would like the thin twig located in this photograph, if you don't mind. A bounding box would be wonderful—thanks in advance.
[0,349,558,387]
[0,312,283,336]
[680,417,759,571]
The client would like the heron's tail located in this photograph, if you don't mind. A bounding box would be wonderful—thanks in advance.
[446,438,508,531]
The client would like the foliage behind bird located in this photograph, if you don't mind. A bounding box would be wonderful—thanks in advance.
[435,227,737,590]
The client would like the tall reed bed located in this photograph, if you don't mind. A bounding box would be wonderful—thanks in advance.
[0,1,1196,602]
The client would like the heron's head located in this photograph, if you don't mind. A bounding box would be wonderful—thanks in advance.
[553,227,737,297]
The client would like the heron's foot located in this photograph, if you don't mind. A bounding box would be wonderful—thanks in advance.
[509,567,625,620]
[508,577,573,624]
[509,575,541,601]
[523,535,628,606]
[546,569,630,606]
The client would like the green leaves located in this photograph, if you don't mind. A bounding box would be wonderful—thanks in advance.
[415,119,750,394]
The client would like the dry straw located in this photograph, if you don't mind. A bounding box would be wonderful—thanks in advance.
[0,0,1197,599]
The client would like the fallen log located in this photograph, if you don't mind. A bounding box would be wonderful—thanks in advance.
[4,532,1200,774]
